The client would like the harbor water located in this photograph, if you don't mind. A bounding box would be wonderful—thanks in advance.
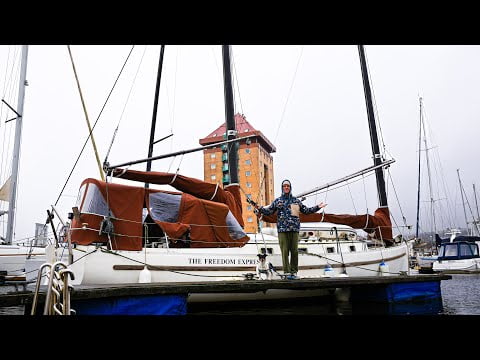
[1,274,479,315]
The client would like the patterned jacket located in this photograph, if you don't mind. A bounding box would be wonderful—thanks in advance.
[258,195,320,233]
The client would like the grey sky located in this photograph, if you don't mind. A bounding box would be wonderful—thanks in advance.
[0,45,479,241]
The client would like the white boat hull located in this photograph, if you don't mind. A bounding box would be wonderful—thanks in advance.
[0,245,45,277]
[65,239,409,302]
[432,258,480,273]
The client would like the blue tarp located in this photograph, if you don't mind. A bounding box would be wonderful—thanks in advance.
[351,281,442,303]
[73,294,188,315]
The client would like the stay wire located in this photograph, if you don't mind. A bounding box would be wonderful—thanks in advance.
[54,45,135,206]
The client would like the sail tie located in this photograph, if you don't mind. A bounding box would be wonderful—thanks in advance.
[209,183,219,201]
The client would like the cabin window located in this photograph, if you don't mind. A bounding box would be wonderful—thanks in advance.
[148,192,181,223]
[472,245,479,257]
[326,247,335,253]
[349,245,356,252]
[459,243,474,257]
[444,244,458,257]
[76,184,87,208]
[80,183,112,217]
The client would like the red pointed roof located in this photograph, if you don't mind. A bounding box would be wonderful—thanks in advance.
[199,113,276,153]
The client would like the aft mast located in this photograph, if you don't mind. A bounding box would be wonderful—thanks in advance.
[415,97,422,239]
[222,45,238,185]
[5,45,28,245]
[358,45,388,208]
[145,45,165,188]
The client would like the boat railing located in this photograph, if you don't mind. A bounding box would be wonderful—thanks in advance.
[31,261,75,315]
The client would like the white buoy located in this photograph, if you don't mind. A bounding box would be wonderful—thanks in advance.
[323,264,335,277]
[378,261,389,276]
[138,265,152,283]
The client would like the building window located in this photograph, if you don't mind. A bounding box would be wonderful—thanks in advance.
[245,160,251,165]
[246,194,252,199]
[247,205,252,211]
[247,217,253,223]
[210,164,216,169]
[245,148,251,154]
[246,182,252,188]
[210,153,216,159]
[211,175,216,180]
[244,129,249,132]
[245,171,251,176]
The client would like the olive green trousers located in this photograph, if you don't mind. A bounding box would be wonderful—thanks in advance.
[278,231,299,274]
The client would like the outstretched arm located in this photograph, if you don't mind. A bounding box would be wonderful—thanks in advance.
[256,200,278,216]
[300,201,327,214]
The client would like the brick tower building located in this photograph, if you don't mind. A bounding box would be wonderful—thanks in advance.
[199,114,276,233]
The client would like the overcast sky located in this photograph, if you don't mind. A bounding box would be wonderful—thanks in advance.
[1,45,479,241]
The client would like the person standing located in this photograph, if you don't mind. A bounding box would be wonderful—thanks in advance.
[254,179,327,279]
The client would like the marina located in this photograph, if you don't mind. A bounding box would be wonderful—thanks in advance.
[1,45,479,316]
[0,273,450,315]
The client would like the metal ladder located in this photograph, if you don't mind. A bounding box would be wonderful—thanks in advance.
[31,261,76,315]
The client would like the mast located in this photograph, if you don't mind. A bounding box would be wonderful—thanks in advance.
[222,45,238,185]
[474,184,480,236]
[457,169,469,232]
[145,45,165,188]
[358,45,388,207]
[420,98,437,239]
[415,97,422,239]
[5,45,28,245]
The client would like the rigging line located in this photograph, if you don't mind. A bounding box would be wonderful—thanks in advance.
[301,170,375,199]
[231,47,244,114]
[67,45,105,181]
[104,45,148,164]
[0,48,20,184]
[346,181,358,215]
[169,47,179,152]
[54,46,135,206]
[363,47,387,158]
[387,170,408,228]
[273,45,304,145]
[251,46,304,205]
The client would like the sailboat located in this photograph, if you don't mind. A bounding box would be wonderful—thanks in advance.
[431,170,480,273]
[0,45,46,279]
[33,45,409,302]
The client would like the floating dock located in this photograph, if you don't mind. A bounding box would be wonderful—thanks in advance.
[0,273,451,315]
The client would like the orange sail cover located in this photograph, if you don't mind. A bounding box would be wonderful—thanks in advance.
[70,171,249,251]
[261,207,394,246]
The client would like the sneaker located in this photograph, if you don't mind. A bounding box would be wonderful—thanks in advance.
[286,274,298,280]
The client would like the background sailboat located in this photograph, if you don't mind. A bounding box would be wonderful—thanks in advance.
[0,45,46,278]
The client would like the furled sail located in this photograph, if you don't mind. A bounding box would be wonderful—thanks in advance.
[111,168,244,227]
[70,173,249,251]
[260,207,394,246]
[0,177,11,202]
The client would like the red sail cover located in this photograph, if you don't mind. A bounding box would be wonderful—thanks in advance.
[261,207,394,246]
[70,173,249,251]
[111,169,244,228]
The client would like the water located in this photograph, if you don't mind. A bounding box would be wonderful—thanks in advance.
[1,274,479,315]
